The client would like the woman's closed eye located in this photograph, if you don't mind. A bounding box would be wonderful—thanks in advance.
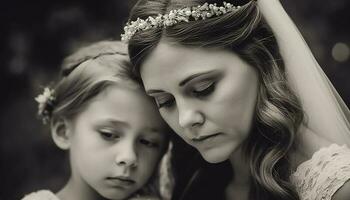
[153,95,175,109]
[192,80,216,97]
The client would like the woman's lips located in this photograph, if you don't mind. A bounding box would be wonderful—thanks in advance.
[191,132,222,142]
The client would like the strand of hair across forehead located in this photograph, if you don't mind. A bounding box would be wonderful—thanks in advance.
[121,1,241,42]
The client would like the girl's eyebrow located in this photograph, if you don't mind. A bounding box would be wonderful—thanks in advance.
[143,127,162,134]
[144,126,162,133]
[141,128,166,139]
[98,118,130,128]
[179,70,218,87]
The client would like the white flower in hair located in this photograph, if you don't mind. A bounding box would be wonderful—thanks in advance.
[35,87,55,124]
[35,87,53,104]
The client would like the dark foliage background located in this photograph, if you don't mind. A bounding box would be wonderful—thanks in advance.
[0,0,349,199]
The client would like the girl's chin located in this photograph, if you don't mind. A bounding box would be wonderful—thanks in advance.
[98,187,135,200]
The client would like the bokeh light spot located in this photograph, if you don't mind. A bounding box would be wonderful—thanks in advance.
[332,42,350,62]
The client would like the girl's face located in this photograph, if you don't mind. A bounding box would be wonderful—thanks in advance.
[140,42,259,163]
[66,85,168,199]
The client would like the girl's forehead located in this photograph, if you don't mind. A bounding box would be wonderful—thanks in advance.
[81,85,165,126]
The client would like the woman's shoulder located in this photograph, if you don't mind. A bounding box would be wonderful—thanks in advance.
[290,144,350,200]
[21,190,59,200]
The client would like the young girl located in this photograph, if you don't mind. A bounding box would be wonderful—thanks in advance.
[22,41,173,200]
[123,0,350,199]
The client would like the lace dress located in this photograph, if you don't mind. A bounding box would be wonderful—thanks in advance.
[21,190,59,200]
[290,144,350,200]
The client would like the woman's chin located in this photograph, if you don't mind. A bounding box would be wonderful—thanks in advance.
[198,147,232,163]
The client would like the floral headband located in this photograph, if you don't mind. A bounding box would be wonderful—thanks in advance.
[121,1,241,42]
[35,87,55,124]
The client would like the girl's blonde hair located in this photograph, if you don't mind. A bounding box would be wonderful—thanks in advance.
[50,41,136,122]
[127,1,304,199]
[38,40,171,198]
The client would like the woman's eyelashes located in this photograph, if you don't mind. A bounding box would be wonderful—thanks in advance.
[154,94,175,109]
[157,97,175,108]
[191,80,216,97]
[153,80,217,109]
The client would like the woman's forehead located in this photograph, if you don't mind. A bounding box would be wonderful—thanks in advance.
[142,41,239,73]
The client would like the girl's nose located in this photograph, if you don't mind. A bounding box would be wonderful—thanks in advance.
[114,141,137,168]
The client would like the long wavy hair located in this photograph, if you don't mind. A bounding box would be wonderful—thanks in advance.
[127,1,304,199]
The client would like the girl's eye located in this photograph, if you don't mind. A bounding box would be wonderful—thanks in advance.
[139,138,159,148]
[154,95,175,109]
[99,130,121,141]
[192,81,216,97]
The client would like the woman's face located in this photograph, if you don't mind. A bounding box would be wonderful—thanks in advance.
[66,85,168,199]
[140,42,259,163]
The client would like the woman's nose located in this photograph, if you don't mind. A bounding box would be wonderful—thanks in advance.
[177,100,204,129]
[114,141,137,168]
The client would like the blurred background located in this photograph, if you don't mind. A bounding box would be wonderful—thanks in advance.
[0,0,349,199]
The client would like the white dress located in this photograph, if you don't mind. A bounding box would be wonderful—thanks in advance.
[290,144,350,200]
[21,190,59,200]
[20,189,160,200]
[21,145,350,200]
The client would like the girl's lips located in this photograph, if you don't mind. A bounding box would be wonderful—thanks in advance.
[107,176,136,186]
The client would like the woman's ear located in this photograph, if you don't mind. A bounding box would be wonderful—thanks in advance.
[51,117,72,150]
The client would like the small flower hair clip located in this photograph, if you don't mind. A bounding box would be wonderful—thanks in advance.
[35,87,55,124]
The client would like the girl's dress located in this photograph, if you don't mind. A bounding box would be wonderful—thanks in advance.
[21,190,59,200]
[21,190,160,200]
[290,144,350,200]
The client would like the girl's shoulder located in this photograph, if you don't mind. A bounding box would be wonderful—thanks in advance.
[290,144,350,200]
[21,190,59,200]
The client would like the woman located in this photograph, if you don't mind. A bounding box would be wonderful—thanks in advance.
[122,0,350,199]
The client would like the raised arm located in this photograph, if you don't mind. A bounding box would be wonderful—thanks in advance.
[257,0,350,145]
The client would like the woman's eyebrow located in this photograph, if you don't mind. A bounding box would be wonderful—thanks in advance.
[146,89,165,95]
[179,70,217,87]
